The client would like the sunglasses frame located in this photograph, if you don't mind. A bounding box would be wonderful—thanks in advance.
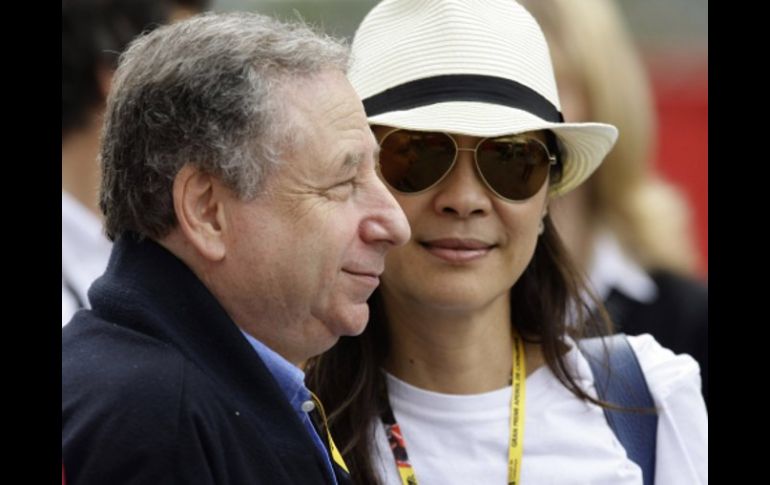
[376,128,558,202]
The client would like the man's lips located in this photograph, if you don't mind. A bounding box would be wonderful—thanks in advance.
[341,268,382,287]
[419,238,496,263]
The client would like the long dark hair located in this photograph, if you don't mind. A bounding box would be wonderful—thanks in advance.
[305,131,615,484]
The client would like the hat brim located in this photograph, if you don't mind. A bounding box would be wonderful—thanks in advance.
[368,101,618,196]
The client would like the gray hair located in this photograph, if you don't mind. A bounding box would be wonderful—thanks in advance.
[99,12,350,240]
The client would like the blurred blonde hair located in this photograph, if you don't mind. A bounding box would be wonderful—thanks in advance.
[520,0,697,275]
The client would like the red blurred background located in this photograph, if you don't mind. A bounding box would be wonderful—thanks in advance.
[648,55,708,277]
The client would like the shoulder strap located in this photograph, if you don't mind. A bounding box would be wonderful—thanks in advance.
[577,334,658,485]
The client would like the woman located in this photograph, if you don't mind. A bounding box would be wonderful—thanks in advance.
[307,1,707,484]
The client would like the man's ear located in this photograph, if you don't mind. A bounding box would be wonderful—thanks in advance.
[172,164,227,262]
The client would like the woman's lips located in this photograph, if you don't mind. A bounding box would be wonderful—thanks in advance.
[420,238,495,263]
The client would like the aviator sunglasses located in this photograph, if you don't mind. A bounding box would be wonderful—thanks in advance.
[376,128,558,201]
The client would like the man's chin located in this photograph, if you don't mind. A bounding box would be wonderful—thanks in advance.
[329,303,370,338]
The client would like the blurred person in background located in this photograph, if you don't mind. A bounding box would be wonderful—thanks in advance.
[520,0,708,406]
[62,0,210,327]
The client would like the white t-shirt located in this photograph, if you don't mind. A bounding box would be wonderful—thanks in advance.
[372,334,707,485]
[62,191,112,327]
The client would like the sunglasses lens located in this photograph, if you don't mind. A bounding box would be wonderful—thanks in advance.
[476,136,552,200]
[378,130,455,193]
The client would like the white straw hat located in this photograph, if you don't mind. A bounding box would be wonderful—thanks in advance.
[349,0,619,195]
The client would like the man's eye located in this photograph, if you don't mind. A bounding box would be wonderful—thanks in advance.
[326,178,357,200]
[337,178,356,189]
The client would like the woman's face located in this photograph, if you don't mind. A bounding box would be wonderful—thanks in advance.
[373,126,550,313]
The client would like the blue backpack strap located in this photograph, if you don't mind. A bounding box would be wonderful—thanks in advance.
[577,334,658,485]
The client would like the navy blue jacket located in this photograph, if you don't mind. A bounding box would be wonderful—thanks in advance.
[62,234,352,485]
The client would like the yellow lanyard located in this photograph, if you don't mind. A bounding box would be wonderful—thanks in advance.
[381,335,526,485]
[309,391,350,473]
[508,332,526,485]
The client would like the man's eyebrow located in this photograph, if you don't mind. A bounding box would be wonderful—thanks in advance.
[373,144,381,163]
[340,151,364,173]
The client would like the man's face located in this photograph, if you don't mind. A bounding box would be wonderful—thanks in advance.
[221,70,410,363]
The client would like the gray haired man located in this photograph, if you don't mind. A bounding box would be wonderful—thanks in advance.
[62,12,409,484]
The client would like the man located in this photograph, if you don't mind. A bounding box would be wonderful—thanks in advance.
[62,12,410,484]
[62,0,210,326]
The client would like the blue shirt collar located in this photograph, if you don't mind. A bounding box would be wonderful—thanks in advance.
[239,330,340,485]
[240,330,310,407]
